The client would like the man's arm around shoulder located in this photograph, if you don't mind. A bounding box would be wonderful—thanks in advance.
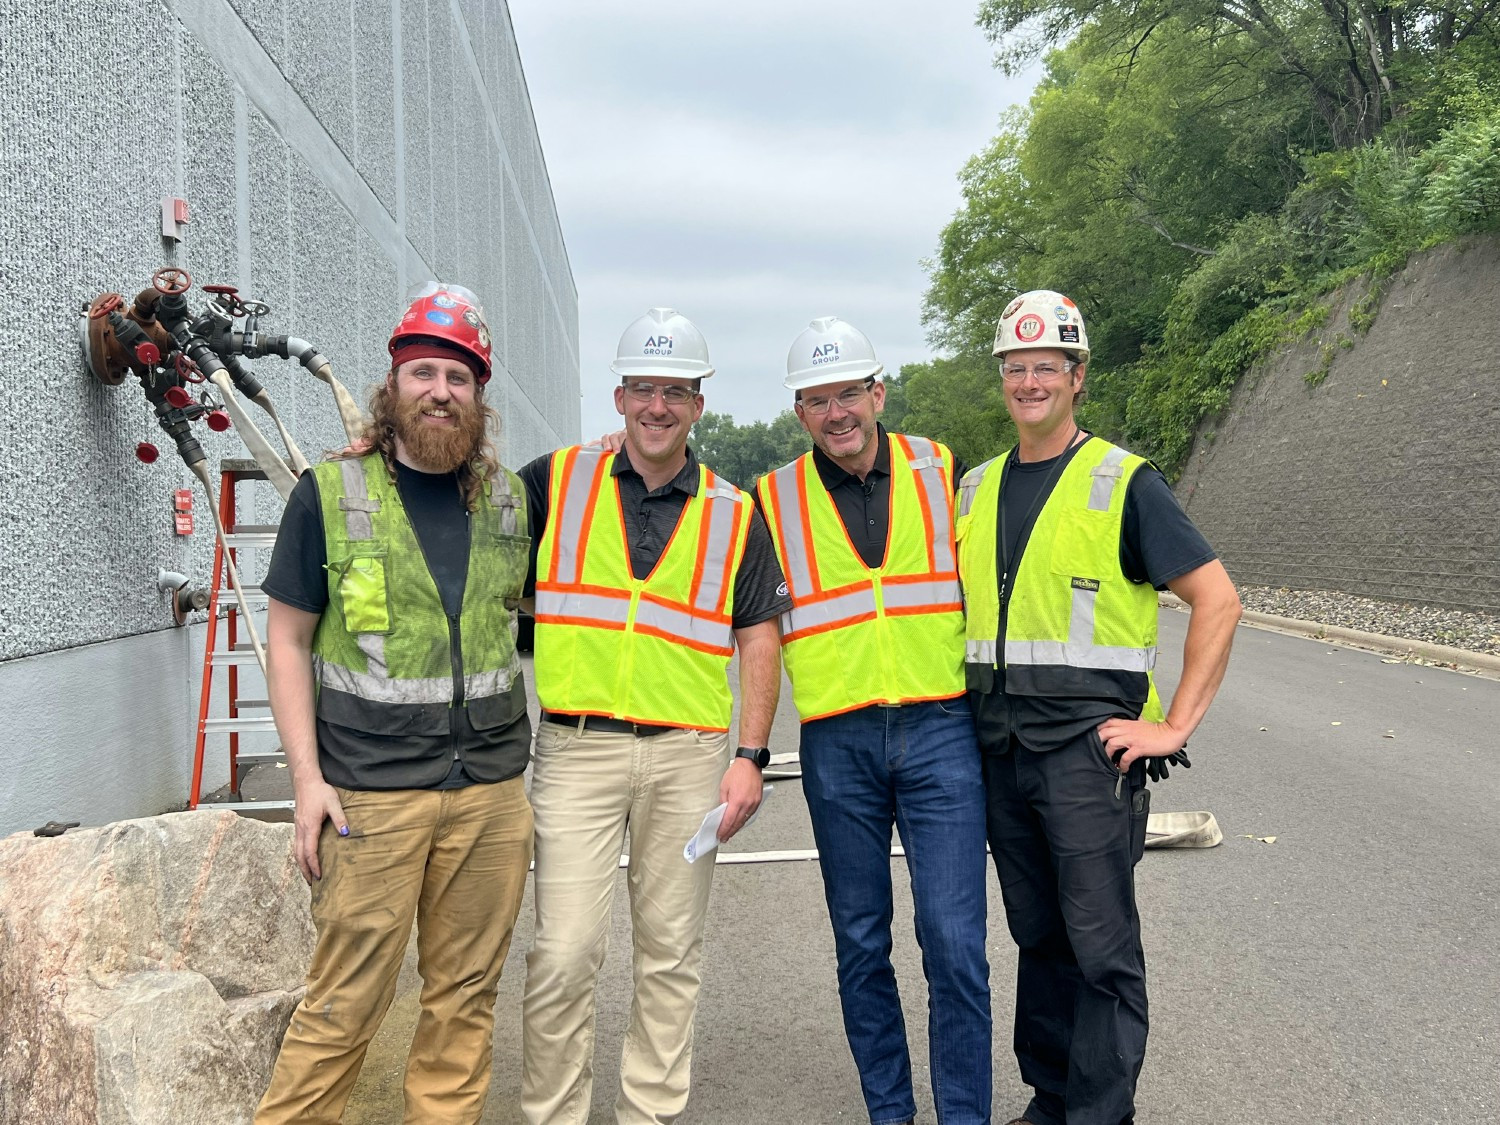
[1098,558,1242,767]
[267,597,348,883]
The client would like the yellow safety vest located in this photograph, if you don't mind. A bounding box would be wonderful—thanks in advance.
[758,434,966,721]
[955,437,1165,719]
[533,448,753,731]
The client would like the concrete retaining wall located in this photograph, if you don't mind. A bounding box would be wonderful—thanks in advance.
[1176,235,1500,614]
[0,0,577,834]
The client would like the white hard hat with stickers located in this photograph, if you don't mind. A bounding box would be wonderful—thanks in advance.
[784,316,884,391]
[610,307,715,379]
[992,290,1090,363]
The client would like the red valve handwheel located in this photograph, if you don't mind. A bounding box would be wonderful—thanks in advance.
[152,267,192,296]
[175,354,206,383]
[88,293,124,320]
[203,283,245,316]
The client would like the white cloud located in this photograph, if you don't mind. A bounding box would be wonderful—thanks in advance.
[506,1,1040,439]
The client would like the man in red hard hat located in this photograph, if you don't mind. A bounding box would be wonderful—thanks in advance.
[254,283,534,1123]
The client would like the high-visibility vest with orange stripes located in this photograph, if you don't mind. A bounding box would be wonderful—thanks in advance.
[533,447,753,731]
[757,434,966,721]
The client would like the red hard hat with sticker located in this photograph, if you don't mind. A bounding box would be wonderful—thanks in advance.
[388,283,494,384]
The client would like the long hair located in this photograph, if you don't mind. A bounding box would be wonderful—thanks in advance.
[345,377,503,512]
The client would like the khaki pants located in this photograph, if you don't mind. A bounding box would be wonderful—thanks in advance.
[256,776,533,1125]
[521,722,729,1125]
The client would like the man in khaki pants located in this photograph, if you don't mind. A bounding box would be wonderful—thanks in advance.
[255,284,534,1123]
[518,308,788,1124]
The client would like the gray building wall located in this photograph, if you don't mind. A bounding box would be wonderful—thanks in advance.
[0,0,578,834]
[1176,235,1500,613]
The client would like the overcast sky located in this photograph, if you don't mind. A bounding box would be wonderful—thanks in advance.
[506,2,1039,439]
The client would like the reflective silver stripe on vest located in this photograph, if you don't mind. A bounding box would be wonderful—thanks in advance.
[338,458,377,540]
[1003,639,1157,673]
[637,599,733,649]
[767,461,815,596]
[534,588,628,622]
[902,436,956,573]
[1088,446,1129,511]
[490,470,520,536]
[966,639,997,664]
[535,588,732,650]
[690,474,744,615]
[552,448,604,585]
[880,577,961,611]
[317,653,520,704]
[781,586,878,635]
[957,457,999,519]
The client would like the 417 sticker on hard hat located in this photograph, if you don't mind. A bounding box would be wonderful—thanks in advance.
[1015,314,1045,342]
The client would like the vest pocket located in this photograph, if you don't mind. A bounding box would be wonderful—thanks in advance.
[333,553,392,635]
[1049,509,1115,581]
[488,532,531,602]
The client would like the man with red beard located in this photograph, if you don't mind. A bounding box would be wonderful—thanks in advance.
[255,284,534,1123]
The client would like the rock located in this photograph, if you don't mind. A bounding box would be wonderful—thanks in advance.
[0,811,313,1124]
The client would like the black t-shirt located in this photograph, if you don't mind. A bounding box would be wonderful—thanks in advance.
[263,460,531,788]
[518,445,791,629]
[970,438,1217,754]
[805,425,968,568]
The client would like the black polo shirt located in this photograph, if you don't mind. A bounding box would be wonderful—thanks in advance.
[803,424,968,568]
[519,446,791,628]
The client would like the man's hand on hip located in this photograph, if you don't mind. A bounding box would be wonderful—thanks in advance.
[1097,717,1188,771]
[716,758,763,842]
[293,779,349,883]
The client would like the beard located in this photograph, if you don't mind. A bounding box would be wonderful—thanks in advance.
[391,392,487,474]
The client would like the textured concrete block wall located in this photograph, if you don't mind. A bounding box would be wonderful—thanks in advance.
[0,0,577,833]
[1175,236,1500,614]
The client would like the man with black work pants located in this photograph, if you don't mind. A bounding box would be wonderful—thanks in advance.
[518,307,789,1125]
[956,290,1241,1125]
[758,317,991,1125]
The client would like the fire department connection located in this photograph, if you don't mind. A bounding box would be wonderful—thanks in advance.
[80,266,372,676]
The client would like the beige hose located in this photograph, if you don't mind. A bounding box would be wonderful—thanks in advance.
[307,358,368,444]
[248,389,311,476]
[190,459,267,677]
[206,371,297,502]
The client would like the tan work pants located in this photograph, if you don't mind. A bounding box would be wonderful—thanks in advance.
[256,775,533,1125]
[520,722,729,1125]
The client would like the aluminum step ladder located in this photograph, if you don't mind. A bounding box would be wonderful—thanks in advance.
[189,459,293,816]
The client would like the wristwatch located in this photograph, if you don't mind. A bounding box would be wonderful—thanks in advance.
[734,746,771,769]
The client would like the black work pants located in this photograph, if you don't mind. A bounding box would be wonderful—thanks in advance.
[983,731,1151,1125]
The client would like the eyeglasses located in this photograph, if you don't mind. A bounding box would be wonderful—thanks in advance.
[1000,361,1075,382]
[799,380,874,416]
[622,380,698,405]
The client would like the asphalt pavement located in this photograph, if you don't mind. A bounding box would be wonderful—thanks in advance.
[330,610,1499,1123]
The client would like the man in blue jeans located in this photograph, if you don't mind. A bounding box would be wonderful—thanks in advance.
[757,317,991,1125]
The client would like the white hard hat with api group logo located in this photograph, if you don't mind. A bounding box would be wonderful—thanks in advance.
[610,307,715,379]
[992,290,1091,362]
[785,316,884,391]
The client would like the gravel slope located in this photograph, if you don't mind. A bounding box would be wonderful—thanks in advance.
[1235,584,1500,656]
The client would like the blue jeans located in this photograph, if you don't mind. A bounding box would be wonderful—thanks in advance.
[801,698,993,1125]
